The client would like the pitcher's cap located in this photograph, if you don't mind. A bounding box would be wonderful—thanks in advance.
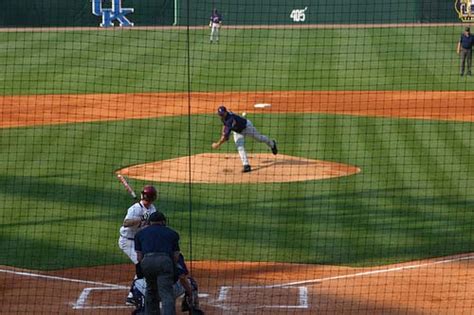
[217,105,227,116]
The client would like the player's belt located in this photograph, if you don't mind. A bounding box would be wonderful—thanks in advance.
[120,234,134,241]
[144,252,169,257]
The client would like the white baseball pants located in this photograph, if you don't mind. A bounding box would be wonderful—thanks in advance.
[210,23,220,42]
[118,236,138,264]
[233,120,273,166]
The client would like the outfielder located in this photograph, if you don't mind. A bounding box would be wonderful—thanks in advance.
[118,185,157,306]
[209,8,222,43]
[212,105,278,173]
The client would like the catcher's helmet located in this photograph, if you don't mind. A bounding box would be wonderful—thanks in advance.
[217,105,227,117]
[141,185,157,202]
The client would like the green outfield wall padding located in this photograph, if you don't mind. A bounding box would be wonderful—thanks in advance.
[0,0,174,27]
[181,0,422,25]
[420,0,460,22]
[0,0,460,27]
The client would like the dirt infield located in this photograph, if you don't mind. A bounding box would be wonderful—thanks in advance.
[2,91,474,129]
[1,254,474,314]
[1,90,474,313]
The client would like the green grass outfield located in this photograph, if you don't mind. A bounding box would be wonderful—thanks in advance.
[0,26,473,96]
[1,114,474,270]
[1,26,474,270]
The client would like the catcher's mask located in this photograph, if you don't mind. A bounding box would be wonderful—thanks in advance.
[141,185,158,202]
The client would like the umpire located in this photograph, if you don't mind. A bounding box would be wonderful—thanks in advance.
[135,211,180,315]
[457,26,474,76]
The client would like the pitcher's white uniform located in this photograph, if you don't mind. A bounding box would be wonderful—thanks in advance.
[118,201,156,264]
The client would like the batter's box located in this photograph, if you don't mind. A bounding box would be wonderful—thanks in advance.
[216,286,308,309]
[72,287,132,310]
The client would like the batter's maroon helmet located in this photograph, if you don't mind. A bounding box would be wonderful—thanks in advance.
[141,185,158,202]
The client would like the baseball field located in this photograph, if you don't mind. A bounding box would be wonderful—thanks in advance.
[1,24,474,313]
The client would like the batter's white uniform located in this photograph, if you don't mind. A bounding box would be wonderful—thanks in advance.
[118,201,156,264]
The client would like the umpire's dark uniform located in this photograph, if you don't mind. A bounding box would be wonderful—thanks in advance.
[459,27,474,76]
[135,211,180,315]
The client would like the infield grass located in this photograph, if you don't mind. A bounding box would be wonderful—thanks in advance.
[1,114,474,270]
[1,25,473,270]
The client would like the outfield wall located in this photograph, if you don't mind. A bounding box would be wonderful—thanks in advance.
[0,0,459,28]
[0,0,174,27]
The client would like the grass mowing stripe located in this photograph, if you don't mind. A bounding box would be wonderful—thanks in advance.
[0,114,473,269]
[0,27,472,95]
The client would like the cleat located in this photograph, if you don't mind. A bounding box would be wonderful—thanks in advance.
[271,140,278,155]
[126,296,139,306]
[242,165,251,173]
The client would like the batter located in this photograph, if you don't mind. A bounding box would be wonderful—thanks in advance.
[118,185,157,305]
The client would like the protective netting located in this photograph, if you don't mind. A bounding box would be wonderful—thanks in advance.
[1,0,474,314]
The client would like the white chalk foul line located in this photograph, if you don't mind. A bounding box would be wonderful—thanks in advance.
[72,287,132,310]
[259,286,308,309]
[73,287,93,309]
[212,255,474,311]
[215,285,309,309]
[0,268,126,289]
[217,286,230,301]
[257,254,474,289]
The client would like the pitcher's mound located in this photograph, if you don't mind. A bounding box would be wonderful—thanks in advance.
[118,153,360,184]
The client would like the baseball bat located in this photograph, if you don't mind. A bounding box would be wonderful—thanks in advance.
[116,174,138,200]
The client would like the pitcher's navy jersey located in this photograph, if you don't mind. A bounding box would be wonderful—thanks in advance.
[221,112,247,139]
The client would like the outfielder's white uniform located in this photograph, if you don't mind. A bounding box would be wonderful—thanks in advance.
[209,11,222,43]
[210,22,220,42]
[118,201,156,264]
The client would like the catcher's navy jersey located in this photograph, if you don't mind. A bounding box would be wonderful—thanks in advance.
[221,112,247,139]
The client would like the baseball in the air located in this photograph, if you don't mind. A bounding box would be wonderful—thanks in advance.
[242,112,247,117]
